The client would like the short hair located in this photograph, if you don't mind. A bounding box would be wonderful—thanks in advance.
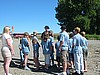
[24,32,29,36]
[33,31,37,36]
[74,27,80,33]
[32,38,37,43]
[69,32,74,38]
[60,26,66,30]
[44,25,49,29]
[81,31,86,36]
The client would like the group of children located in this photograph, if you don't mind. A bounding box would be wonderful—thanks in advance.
[18,26,88,75]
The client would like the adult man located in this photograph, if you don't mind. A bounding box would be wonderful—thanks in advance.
[41,25,50,40]
[59,26,69,75]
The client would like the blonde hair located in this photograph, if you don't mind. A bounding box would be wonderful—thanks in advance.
[74,27,80,33]
[3,26,10,33]
[81,31,86,36]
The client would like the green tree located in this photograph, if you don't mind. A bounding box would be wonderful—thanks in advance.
[95,1,100,34]
[55,0,100,34]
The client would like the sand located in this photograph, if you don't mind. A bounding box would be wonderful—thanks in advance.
[0,39,100,75]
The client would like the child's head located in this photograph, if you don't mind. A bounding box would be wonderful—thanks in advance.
[69,32,74,38]
[33,31,37,36]
[33,39,37,44]
[81,31,86,37]
[49,30,54,37]
[24,32,29,38]
[74,27,81,33]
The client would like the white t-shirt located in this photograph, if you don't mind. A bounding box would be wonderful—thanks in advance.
[2,33,13,47]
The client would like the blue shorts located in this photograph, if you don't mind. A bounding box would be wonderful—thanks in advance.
[22,48,30,55]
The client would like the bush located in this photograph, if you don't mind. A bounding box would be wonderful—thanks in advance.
[37,33,100,40]
[85,34,100,40]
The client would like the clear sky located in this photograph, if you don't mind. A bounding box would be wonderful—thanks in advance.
[0,0,61,34]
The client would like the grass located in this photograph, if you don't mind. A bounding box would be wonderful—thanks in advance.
[54,33,100,40]
[85,34,100,40]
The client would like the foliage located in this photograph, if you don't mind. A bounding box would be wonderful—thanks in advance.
[95,1,100,34]
[85,34,100,40]
[74,15,90,31]
[29,33,100,40]
[54,33,100,40]
[55,0,100,34]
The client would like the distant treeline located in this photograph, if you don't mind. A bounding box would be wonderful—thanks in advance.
[85,34,100,40]
[37,33,100,40]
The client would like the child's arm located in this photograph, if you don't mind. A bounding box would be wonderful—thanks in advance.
[37,42,41,47]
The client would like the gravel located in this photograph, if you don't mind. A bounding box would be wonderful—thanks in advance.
[0,39,100,75]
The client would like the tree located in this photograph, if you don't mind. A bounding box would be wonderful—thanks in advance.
[95,1,100,34]
[55,0,100,34]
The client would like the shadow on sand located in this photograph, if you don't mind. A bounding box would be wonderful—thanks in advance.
[6,57,63,75]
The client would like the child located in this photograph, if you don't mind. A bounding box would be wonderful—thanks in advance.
[55,36,61,69]
[81,31,88,72]
[41,34,52,71]
[49,30,55,66]
[68,32,74,69]
[18,38,24,68]
[32,31,40,71]
[21,32,30,70]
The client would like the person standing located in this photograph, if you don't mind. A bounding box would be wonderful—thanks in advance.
[21,32,30,70]
[49,30,55,66]
[68,32,74,69]
[55,35,61,69]
[59,26,69,75]
[41,25,50,40]
[41,34,52,71]
[73,27,84,75]
[1,26,14,75]
[81,31,88,72]
[18,38,24,68]
[32,31,40,71]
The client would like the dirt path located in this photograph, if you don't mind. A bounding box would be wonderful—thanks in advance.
[0,39,100,75]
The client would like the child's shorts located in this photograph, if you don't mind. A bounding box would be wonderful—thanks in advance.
[83,49,88,60]
[22,48,30,55]
[44,54,50,65]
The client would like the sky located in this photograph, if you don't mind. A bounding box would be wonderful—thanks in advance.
[0,0,61,34]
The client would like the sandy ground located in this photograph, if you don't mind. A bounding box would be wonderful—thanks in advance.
[0,39,100,75]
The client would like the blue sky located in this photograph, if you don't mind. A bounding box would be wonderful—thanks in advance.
[0,0,61,34]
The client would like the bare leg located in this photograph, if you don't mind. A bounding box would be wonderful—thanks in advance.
[63,62,67,72]
[34,58,39,68]
[84,60,87,72]
[71,61,74,68]
[45,64,49,69]
[4,57,11,75]
[24,54,28,67]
